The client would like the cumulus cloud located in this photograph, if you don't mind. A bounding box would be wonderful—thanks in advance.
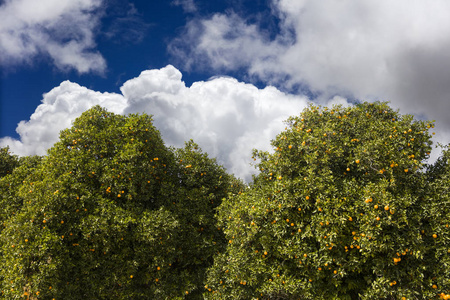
[169,0,450,152]
[0,0,106,73]
[0,81,127,156]
[0,65,311,181]
[121,65,310,180]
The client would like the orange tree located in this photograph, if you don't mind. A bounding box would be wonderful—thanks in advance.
[203,101,448,299]
[0,106,243,299]
[0,147,19,178]
[425,146,450,300]
[0,151,42,298]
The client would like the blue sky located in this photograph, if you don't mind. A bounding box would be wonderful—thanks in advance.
[1,0,215,138]
[1,0,450,181]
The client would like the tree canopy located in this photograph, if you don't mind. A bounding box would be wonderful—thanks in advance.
[0,106,243,299]
[0,147,19,178]
[204,102,449,299]
[1,102,449,299]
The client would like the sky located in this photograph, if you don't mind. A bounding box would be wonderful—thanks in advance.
[1,0,450,182]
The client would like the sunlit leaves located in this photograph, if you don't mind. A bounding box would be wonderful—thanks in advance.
[205,102,447,299]
[0,106,243,299]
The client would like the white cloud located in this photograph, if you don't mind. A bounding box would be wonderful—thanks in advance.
[169,13,279,73]
[0,65,311,182]
[0,81,127,156]
[0,0,105,73]
[169,0,450,152]
[122,65,310,181]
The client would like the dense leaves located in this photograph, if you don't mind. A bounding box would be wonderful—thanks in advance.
[0,106,243,299]
[204,102,449,299]
[0,147,19,178]
[1,102,449,299]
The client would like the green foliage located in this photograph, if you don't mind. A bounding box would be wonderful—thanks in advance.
[0,106,243,299]
[0,147,19,178]
[2,102,449,299]
[204,102,449,299]
[425,146,450,300]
